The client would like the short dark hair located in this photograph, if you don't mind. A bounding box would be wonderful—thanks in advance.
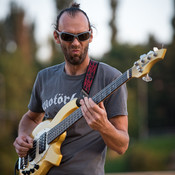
[54,3,92,30]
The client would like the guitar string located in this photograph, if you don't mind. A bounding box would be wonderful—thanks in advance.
[93,72,128,103]
[47,108,82,143]
[25,72,130,160]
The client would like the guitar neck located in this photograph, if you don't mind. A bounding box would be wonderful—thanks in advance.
[47,69,132,143]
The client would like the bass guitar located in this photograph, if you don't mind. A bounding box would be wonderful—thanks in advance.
[18,47,167,175]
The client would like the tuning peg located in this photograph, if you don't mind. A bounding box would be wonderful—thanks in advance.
[139,68,143,73]
[140,58,145,63]
[142,74,152,82]
[153,47,158,51]
[139,54,146,63]
[147,55,151,60]
[140,54,146,59]
[153,52,158,56]
[153,47,158,56]
[147,51,154,55]
[134,61,139,66]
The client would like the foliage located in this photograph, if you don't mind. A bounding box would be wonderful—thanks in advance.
[0,130,17,175]
[0,50,37,117]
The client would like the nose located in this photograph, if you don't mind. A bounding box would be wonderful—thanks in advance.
[72,37,80,46]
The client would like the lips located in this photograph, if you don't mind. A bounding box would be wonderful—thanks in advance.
[71,49,80,55]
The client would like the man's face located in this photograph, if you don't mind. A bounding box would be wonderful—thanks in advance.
[55,12,93,65]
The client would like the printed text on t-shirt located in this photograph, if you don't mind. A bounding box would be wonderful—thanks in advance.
[42,93,77,110]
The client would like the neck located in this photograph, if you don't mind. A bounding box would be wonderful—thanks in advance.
[64,58,90,76]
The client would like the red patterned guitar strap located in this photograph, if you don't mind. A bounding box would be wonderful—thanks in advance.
[82,59,99,96]
[76,60,99,107]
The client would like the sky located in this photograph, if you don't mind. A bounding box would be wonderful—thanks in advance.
[0,0,174,61]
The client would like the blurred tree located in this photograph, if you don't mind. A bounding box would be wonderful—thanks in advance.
[109,0,118,45]
[55,0,73,10]
[3,2,36,64]
[0,2,38,118]
[0,2,40,174]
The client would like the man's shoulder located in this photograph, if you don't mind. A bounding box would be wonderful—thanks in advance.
[98,62,122,78]
[38,62,65,77]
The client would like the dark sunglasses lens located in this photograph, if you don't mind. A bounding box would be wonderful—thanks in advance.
[78,32,90,41]
[61,33,74,41]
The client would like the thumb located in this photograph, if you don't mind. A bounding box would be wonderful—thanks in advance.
[98,101,105,109]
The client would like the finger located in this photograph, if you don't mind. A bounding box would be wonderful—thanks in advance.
[26,136,33,146]
[16,136,33,149]
[88,98,96,108]
[81,100,93,122]
[14,142,30,157]
[81,102,91,118]
[83,97,92,110]
[14,139,31,151]
[80,99,85,106]
[88,98,101,114]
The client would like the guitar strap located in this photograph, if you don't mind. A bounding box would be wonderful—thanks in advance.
[76,59,99,107]
[81,59,99,97]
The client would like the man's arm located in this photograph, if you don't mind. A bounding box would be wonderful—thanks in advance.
[80,97,129,155]
[100,114,129,154]
[13,110,45,157]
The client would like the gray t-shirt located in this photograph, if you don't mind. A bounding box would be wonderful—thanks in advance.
[28,61,128,175]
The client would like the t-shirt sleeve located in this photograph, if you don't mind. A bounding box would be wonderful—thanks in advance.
[105,83,128,119]
[103,68,128,119]
[28,72,44,113]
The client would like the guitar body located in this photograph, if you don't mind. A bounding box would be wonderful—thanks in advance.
[19,99,79,175]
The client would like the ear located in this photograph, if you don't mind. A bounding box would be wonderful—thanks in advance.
[89,29,93,43]
[53,30,60,44]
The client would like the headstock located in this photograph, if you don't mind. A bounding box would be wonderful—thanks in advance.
[131,47,167,82]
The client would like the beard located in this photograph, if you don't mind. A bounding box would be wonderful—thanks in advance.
[61,44,89,65]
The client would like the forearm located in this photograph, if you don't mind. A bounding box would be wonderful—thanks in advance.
[80,98,129,154]
[18,110,43,136]
[99,120,129,154]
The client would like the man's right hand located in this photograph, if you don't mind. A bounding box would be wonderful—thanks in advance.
[13,135,33,157]
[13,110,44,157]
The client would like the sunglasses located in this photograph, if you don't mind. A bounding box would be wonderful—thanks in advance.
[55,30,91,42]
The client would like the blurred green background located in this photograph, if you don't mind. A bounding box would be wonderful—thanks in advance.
[0,0,174,174]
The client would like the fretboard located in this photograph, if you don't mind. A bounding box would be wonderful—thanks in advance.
[47,69,132,144]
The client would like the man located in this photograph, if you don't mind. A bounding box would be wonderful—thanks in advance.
[13,3,129,175]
